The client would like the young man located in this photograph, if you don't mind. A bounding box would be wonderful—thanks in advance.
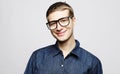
[24,2,103,74]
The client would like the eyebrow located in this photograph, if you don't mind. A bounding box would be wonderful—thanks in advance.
[48,16,69,22]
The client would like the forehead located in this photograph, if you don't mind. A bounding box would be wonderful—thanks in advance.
[47,10,69,21]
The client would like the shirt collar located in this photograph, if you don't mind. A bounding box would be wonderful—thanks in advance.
[52,40,82,59]
[70,40,82,59]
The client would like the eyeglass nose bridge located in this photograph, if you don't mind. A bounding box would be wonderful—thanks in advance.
[55,20,63,29]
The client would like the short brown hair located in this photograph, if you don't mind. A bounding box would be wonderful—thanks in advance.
[46,2,74,18]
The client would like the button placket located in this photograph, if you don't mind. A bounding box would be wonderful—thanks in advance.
[60,55,65,73]
[61,64,64,67]
[60,60,64,72]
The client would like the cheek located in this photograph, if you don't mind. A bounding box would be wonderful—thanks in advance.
[50,30,56,36]
[50,30,54,34]
[67,23,74,31]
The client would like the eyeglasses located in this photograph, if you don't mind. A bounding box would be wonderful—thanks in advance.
[46,16,73,30]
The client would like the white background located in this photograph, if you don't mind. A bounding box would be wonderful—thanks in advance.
[0,0,120,74]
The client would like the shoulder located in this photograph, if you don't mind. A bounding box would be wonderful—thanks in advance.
[79,47,102,65]
[32,45,55,56]
[75,40,100,61]
[79,47,103,72]
[28,45,55,60]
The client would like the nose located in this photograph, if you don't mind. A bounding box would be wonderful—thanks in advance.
[56,22,63,30]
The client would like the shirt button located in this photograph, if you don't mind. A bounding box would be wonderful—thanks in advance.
[61,64,64,67]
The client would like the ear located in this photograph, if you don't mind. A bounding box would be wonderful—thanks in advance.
[72,16,76,26]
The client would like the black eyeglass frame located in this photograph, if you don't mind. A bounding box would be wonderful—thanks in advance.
[46,16,73,30]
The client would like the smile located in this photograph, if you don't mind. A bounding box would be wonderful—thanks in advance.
[56,30,67,36]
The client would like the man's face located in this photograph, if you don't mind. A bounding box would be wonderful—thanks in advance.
[47,10,75,42]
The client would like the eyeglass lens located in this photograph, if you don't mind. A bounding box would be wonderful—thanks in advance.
[47,16,70,30]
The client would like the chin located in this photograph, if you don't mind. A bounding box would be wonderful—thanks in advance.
[56,37,70,43]
[57,39,66,42]
[56,38,66,42]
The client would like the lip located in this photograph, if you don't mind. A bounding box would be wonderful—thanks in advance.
[56,30,67,36]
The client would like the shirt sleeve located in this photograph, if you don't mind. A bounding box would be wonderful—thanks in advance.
[24,51,37,74]
[90,57,103,74]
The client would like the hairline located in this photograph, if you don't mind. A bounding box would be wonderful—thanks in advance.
[46,2,74,18]
[47,9,71,21]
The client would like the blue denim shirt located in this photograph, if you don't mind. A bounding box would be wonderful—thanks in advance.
[24,40,103,74]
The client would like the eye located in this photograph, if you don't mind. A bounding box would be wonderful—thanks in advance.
[60,18,68,23]
[49,21,56,26]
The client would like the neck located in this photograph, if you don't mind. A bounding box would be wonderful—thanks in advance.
[57,35,76,58]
